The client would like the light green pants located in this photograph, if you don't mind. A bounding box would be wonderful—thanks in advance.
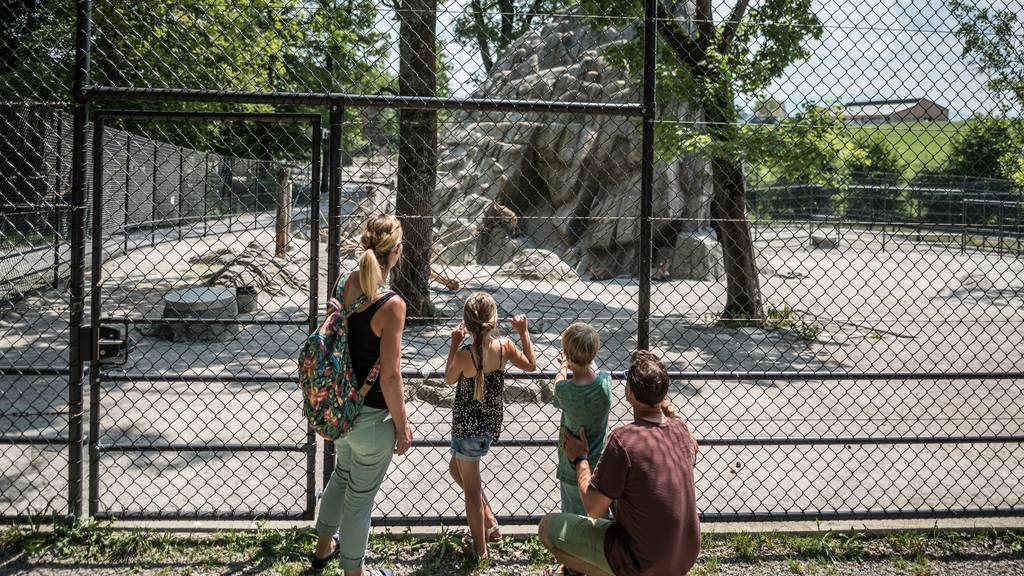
[315,406,395,571]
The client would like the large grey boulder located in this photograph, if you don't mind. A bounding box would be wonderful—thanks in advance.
[433,5,714,279]
[668,229,725,281]
[498,249,578,281]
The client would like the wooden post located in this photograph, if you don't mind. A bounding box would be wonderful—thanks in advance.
[274,166,291,258]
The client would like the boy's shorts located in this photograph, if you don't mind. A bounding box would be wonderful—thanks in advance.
[451,435,492,461]
[543,512,615,575]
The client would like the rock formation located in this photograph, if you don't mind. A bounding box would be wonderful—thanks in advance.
[433,8,721,280]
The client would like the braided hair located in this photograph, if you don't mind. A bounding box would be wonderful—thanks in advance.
[463,292,498,401]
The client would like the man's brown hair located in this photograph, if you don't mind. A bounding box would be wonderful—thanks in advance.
[627,350,669,406]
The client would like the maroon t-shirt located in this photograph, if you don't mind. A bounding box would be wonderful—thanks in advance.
[590,417,700,576]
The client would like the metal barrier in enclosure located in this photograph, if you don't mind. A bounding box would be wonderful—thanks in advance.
[1,0,1023,524]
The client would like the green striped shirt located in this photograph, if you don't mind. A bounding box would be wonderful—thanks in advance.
[554,370,612,485]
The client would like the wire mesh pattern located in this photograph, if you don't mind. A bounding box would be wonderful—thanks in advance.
[1,0,1023,524]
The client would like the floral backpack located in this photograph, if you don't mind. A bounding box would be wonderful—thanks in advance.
[298,279,382,439]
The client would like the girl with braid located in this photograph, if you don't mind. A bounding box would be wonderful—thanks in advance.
[444,292,536,558]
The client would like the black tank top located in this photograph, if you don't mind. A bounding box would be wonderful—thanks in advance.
[347,290,397,410]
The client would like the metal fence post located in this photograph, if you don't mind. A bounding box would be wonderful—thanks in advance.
[177,146,184,241]
[203,152,209,236]
[306,116,322,518]
[961,199,967,255]
[53,113,64,288]
[636,0,656,350]
[998,201,1004,257]
[123,134,130,254]
[67,0,93,520]
[87,115,105,517]
[323,101,343,486]
[151,144,157,247]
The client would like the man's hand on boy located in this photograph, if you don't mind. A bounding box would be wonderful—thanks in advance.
[451,321,467,347]
[509,314,529,334]
[563,426,589,462]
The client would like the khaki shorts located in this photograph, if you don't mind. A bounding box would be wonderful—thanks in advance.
[543,513,615,575]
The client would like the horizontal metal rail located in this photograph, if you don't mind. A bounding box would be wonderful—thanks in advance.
[92,109,320,122]
[95,442,310,453]
[0,367,70,376]
[0,436,73,446]
[98,370,1024,383]
[375,507,1024,527]
[411,435,1024,448]
[92,510,310,521]
[99,317,311,326]
[85,86,645,116]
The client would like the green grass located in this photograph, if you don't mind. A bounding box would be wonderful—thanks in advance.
[847,121,964,178]
[1,231,54,250]
[2,522,1022,574]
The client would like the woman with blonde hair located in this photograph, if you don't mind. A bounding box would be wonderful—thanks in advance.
[312,214,412,576]
[444,292,537,558]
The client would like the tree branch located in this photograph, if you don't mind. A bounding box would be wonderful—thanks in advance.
[499,0,515,50]
[656,0,704,71]
[695,0,714,49]
[521,0,545,32]
[470,0,494,72]
[719,0,750,52]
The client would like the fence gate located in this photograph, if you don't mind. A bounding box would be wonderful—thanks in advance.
[86,110,323,520]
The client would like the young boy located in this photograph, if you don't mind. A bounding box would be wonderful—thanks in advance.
[552,323,612,517]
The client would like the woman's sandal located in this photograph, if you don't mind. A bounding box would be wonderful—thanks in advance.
[310,534,340,572]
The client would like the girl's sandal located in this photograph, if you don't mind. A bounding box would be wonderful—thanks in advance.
[310,534,340,572]
[486,524,503,543]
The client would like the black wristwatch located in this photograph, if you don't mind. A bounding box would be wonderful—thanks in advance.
[572,455,588,469]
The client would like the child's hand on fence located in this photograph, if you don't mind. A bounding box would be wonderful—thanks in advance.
[510,314,529,335]
[661,397,681,420]
[451,321,467,347]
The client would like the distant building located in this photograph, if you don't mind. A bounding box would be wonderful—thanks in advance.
[842,98,949,123]
[752,98,786,123]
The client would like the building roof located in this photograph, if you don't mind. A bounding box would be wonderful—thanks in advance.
[843,98,945,118]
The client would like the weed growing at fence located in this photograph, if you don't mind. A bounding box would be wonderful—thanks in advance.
[764,304,823,342]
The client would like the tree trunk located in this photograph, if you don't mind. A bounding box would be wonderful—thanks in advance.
[395,0,437,323]
[705,88,762,321]
[274,167,291,258]
[710,156,763,321]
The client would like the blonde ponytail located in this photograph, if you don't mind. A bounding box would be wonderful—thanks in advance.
[358,248,383,300]
[356,214,403,299]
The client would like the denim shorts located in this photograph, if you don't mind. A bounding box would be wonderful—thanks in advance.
[450,435,492,461]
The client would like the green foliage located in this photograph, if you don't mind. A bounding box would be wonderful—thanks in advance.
[450,0,572,78]
[949,0,1024,105]
[0,0,393,156]
[848,136,905,182]
[944,115,1019,181]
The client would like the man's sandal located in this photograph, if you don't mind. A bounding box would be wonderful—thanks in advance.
[310,534,340,572]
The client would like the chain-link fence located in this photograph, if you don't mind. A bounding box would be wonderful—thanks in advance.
[2,0,1023,524]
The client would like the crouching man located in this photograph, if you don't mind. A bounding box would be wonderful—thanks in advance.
[538,350,701,576]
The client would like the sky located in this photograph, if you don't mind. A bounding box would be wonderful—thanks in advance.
[374,0,1021,119]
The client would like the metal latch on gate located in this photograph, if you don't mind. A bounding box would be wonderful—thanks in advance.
[79,322,130,365]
